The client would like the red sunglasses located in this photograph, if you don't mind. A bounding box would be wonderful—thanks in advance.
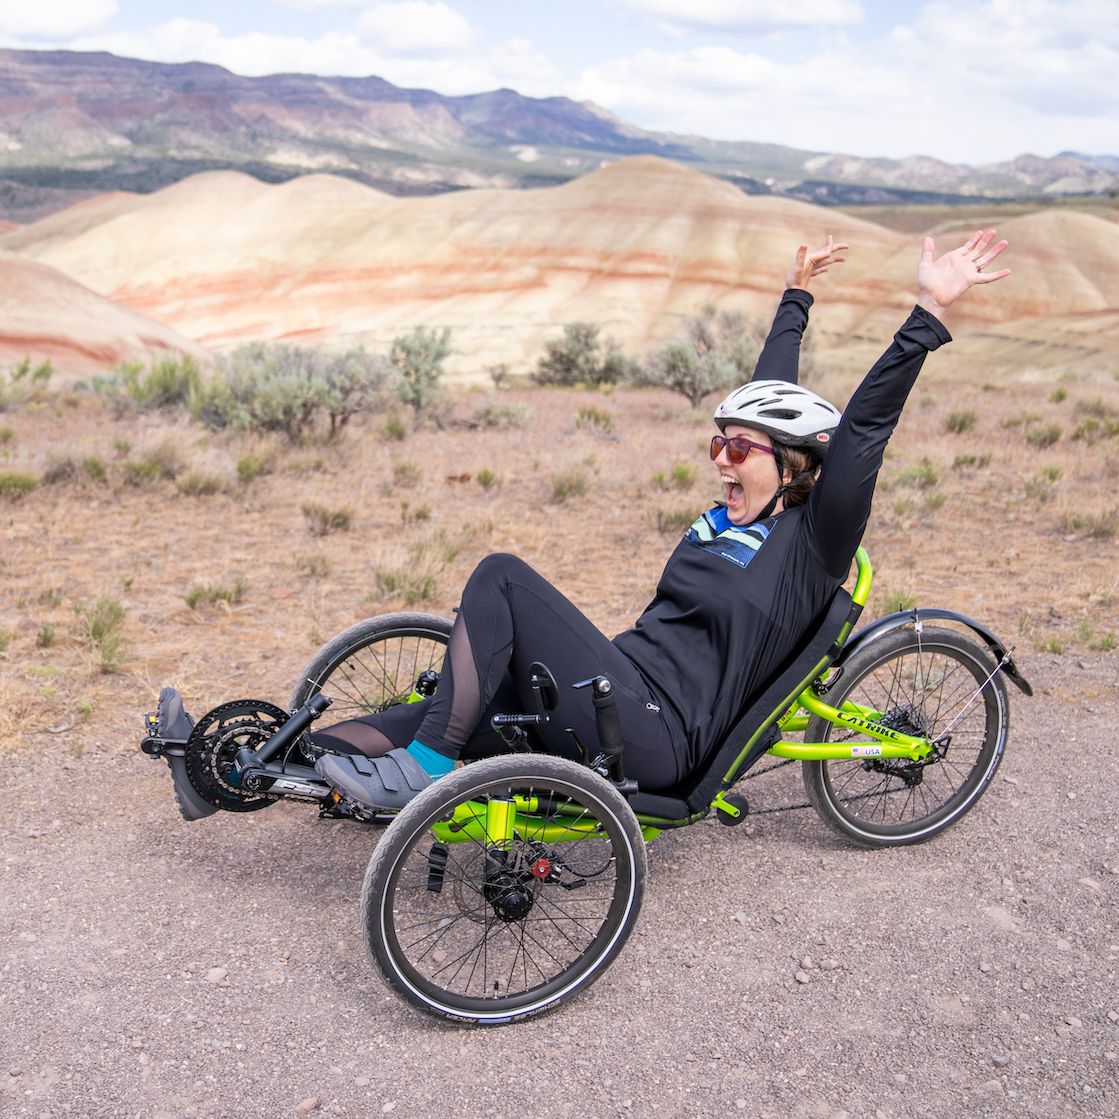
[710,434,775,465]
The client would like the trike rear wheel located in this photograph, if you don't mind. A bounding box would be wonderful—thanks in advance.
[361,754,646,1025]
[802,626,1009,847]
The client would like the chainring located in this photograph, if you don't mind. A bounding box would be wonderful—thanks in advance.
[183,698,289,812]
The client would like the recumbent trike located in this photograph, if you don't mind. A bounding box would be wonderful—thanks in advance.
[140,547,1030,1025]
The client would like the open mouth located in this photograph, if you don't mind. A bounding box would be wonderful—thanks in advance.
[722,475,743,506]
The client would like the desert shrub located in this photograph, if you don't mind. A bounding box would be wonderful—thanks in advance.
[882,591,917,613]
[1071,417,1119,444]
[37,624,54,648]
[370,569,438,606]
[177,471,226,496]
[895,459,938,489]
[487,363,510,390]
[399,502,432,526]
[123,441,185,486]
[0,627,11,652]
[1063,508,1118,539]
[1074,398,1118,419]
[319,347,394,436]
[1025,423,1062,448]
[78,596,126,673]
[185,578,247,610]
[391,326,451,425]
[952,453,991,470]
[0,357,53,410]
[1050,388,1067,403]
[0,426,13,445]
[476,468,499,491]
[532,323,636,387]
[1025,467,1062,503]
[655,507,697,534]
[392,460,421,487]
[575,406,615,436]
[945,411,976,434]
[0,471,37,498]
[634,304,762,407]
[461,401,529,430]
[41,456,108,487]
[295,553,331,577]
[93,354,201,415]
[383,414,408,441]
[204,343,325,442]
[236,451,274,484]
[654,463,696,490]
[302,502,352,536]
[550,470,589,504]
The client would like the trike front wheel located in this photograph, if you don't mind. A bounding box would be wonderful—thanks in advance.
[802,626,1009,847]
[288,612,451,717]
[361,754,647,1025]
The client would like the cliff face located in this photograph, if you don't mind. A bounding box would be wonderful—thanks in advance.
[1,48,1116,224]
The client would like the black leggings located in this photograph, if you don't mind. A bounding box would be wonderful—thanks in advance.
[311,553,689,791]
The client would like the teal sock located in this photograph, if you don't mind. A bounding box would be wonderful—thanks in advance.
[405,739,454,779]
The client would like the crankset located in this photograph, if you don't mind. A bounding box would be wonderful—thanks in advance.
[183,699,290,812]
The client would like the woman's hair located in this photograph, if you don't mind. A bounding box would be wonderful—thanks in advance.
[776,444,820,508]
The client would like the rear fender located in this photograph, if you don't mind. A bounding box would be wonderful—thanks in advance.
[833,608,1033,696]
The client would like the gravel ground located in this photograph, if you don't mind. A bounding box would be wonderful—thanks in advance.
[2,651,1117,1119]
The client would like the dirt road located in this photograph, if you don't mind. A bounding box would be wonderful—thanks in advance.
[2,652,1116,1119]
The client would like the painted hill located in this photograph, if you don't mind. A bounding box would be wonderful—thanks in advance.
[0,254,202,375]
[3,158,1117,378]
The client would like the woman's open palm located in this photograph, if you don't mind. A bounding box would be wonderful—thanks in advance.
[917,230,1010,315]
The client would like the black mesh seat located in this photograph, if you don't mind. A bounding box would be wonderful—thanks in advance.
[627,586,862,824]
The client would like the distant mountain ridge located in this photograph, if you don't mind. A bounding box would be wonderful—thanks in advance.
[0,47,1116,222]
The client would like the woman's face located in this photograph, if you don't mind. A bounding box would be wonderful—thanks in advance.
[713,423,783,525]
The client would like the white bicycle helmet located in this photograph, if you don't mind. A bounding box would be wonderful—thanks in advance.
[714,379,841,458]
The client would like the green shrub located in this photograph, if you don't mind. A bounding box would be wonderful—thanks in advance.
[655,507,697,534]
[0,357,53,410]
[0,471,37,498]
[295,553,331,577]
[383,414,408,441]
[400,502,432,525]
[370,569,438,606]
[185,578,247,610]
[1050,388,1067,403]
[634,304,763,407]
[177,471,226,496]
[1025,423,1061,448]
[654,463,696,490]
[78,596,126,673]
[236,451,273,484]
[882,591,917,613]
[895,459,938,489]
[550,470,589,503]
[1071,417,1119,444]
[0,627,11,652]
[575,406,615,436]
[37,624,55,648]
[463,402,529,430]
[1074,398,1118,419]
[952,454,991,470]
[0,427,13,445]
[532,323,635,387]
[320,347,394,436]
[41,456,109,486]
[1063,508,1118,539]
[393,460,421,487]
[391,327,451,424]
[945,411,976,434]
[476,468,499,491]
[302,502,352,536]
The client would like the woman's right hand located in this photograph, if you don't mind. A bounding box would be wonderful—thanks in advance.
[786,235,849,291]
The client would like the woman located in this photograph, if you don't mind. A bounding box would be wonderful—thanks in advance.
[313,231,1010,809]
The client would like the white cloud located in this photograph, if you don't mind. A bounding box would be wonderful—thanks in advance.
[615,0,863,32]
[65,18,559,98]
[356,2,475,53]
[0,0,117,38]
[571,26,1119,163]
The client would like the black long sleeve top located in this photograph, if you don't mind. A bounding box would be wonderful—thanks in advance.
[613,291,952,775]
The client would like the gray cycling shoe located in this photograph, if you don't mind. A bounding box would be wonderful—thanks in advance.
[315,749,433,809]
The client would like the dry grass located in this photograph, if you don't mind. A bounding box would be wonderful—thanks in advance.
[1,372,1117,751]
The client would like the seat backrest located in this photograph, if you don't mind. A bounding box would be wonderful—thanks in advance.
[627,583,861,820]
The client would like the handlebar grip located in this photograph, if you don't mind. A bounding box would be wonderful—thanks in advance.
[591,678,624,759]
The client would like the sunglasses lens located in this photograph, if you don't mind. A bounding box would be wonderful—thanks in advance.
[711,436,748,464]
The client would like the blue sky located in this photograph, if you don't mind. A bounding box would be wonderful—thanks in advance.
[2,1,1117,164]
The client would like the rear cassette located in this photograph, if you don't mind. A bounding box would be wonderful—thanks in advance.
[184,699,289,812]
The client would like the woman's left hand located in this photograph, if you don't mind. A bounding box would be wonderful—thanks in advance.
[786,235,850,290]
[916,229,1011,318]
